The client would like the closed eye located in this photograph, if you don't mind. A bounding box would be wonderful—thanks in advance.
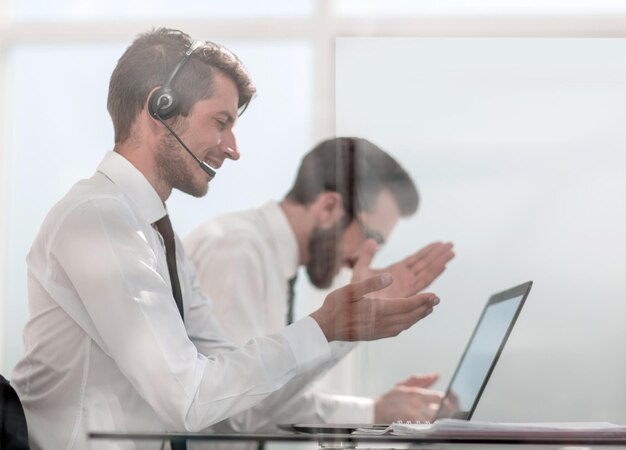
[215,118,228,130]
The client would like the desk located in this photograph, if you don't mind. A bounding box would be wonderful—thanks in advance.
[89,430,626,449]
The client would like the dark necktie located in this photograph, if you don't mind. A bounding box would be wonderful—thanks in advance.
[154,214,184,321]
[286,274,298,325]
[154,215,185,449]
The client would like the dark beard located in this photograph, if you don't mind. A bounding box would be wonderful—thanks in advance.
[306,222,347,289]
[155,124,208,198]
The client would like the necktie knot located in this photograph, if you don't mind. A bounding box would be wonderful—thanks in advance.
[154,215,175,241]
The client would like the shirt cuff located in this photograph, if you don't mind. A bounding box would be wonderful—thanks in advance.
[281,316,331,375]
[329,341,357,362]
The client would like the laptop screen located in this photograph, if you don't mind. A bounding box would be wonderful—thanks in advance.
[436,281,532,421]
[279,281,533,434]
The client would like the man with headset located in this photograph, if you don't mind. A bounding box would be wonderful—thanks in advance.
[11,28,439,449]
[185,137,455,434]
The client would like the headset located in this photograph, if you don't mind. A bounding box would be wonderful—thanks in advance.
[147,40,217,177]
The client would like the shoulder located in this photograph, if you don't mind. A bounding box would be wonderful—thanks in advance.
[32,174,147,254]
[184,208,272,262]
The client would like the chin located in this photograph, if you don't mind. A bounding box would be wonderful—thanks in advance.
[194,184,210,198]
[178,181,209,198]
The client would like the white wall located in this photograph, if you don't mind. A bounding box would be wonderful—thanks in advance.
[334,37,626,422]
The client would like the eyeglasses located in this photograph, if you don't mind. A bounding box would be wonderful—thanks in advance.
[341,138,386,246]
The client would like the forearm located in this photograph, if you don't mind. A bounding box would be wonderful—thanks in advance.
[213,340,361,431]
[181,317,331,430]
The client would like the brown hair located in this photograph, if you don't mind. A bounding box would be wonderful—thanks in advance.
[286,137,419,217]
[107,27,256,144]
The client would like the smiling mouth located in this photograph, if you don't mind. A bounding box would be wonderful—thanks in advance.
[197,161,217,178]
[207,160,220,169]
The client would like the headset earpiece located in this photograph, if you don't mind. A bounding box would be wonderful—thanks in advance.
[148,40,203,121]
[146,39,217,178]
[148,86,180,120]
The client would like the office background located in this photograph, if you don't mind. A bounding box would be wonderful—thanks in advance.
[333,37,626,423]
[1,0,625,425]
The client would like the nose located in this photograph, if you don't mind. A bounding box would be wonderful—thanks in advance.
[220,129,240,161]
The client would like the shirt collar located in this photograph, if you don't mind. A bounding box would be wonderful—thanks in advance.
[259,201,299,281]
[97,151,166,224]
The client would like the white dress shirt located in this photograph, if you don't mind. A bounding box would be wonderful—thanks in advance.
[11,152,331,450]
[184,201,374,430]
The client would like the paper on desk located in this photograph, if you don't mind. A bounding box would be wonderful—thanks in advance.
[354,419,626,437]
[354,422,431,435]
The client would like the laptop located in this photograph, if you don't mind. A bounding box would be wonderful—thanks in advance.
[282,281,533,433]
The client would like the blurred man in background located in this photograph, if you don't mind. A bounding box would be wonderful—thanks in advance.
[185,137,454,433]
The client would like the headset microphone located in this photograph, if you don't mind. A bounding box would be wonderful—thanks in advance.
[153,112,217,178]
[148,40,217,178]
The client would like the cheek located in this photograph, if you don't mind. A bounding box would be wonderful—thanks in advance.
[204,129,221,147]
[192,125,219,147]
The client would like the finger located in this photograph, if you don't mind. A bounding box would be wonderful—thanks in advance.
[410,388,445,404]
[380,307,434,337]
[398,373,440,388]
[373,293,439,315]
[446,390,461,409]
[378,301,437,331]
[338,272,393,303]
[412,264,446,291]
[406,242,454,270]
[370,297,438,337]
[351,239,378,281]
[360,292,439,337]
[422,247,455,273]
[349,293,436,341]
[402,242,443,267]
[412,249,455,291]
[417,403,440,422]
[398,388,445,417]
[415,411,436,422]
[442,397,460,414]
[410,251,454,281]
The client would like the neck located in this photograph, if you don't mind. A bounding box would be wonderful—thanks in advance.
[279,198,315,265]
[114,141,172,202]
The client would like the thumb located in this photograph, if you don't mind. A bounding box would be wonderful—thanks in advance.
[351,239,378,282]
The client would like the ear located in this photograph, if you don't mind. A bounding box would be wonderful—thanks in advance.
[144,86,162,121]
[142,86,168,137]
[311,192,344,229]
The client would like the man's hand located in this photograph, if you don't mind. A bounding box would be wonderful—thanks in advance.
[353,240,454,298]
[374,373,443,423]
[310,274,439,342]
[437,389,461,419]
